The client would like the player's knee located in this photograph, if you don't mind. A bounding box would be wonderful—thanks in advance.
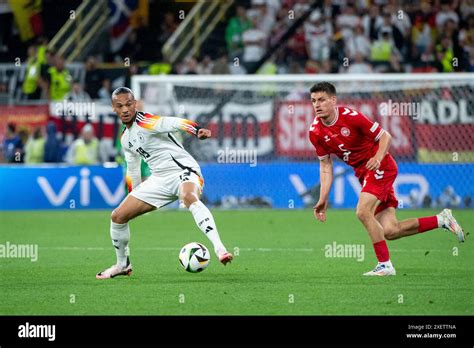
[182,191,199,208]
[356,207,371,223]
[384,224,400,240]
[111,209,128,224]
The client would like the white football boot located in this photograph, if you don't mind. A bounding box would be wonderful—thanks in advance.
[96,258,132,279]
[363,262,396,276]
[439,209,465,242]
[218,251,234,265]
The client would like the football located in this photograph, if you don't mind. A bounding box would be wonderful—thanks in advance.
[178,242,210,273]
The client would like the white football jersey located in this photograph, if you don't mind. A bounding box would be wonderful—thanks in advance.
[121,111,201,190]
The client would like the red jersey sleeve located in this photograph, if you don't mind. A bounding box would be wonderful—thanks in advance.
[345,108,385,142]
[309,129,329,160]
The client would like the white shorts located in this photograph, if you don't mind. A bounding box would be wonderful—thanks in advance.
[130,169,204,209]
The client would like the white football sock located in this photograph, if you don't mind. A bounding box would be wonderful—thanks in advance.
[189,201,227,256]
[110,221,130,268]
[436,214,445,228]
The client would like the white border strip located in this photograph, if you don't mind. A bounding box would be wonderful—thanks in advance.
[132,73,474,85]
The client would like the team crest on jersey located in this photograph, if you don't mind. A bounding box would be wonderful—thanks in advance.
[341,127,350,137]
[137,131,145,143]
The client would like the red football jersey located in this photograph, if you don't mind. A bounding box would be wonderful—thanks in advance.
[309,106,387,177]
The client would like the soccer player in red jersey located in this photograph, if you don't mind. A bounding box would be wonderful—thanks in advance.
[308,82,465,276]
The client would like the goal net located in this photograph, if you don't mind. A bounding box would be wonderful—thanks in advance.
[132,74,474,210]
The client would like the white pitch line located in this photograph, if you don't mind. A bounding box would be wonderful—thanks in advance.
[40,246,314,252]
[37,246,459,253]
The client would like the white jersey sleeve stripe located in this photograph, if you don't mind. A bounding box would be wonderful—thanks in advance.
[370,122,379,133]
[374,129,385,141]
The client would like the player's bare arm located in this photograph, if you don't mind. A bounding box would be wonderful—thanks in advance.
[314,156,333,222]
[366,131,392,171]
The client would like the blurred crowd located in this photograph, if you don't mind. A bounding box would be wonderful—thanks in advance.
[1,122,116,165]
[2,0,474,164]
[221,0,474,74]
[154,0,474,74]
[9,0,473,102]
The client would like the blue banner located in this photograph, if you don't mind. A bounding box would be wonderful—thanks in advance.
[0,165,125,210]
[0,163,472,210]
[200,163,474,209]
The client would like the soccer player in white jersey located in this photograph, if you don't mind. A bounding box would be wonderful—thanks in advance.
[96,87,233,279]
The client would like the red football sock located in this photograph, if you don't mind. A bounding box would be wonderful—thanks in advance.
[373,240,390,263]
[418,216,439,233]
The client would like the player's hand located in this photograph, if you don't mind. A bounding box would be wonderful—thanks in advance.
[313,200,328,222]
[365,157,381,171]
[197,128,211,140]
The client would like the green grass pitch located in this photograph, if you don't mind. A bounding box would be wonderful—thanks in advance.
[0,209,472,315]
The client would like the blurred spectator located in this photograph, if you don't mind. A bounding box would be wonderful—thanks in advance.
[408,188,423,208]
[386,4,411,41]
[225,5,252,59]
[329,24,346,72]
[2,123,23,163]
[67,81,92,102]
[197,55,214,74]
[464,195,472,208]
[85,56,104,99]
[99,138,117,163]
[460,0,474,19]
[44,122,62,163]
[467,48,474,71]
[66,124,99,165]
[251,0,276,35]
[242,10,268,73]
[185,57,199,75]
[211,52,231,74]
[21,45,42,100]
[45,55,72,101]
[459,14,474,56]
[148,59,173,75]
[346,25,371,59]
[118,30,140,62]
[346,52,373,74]
[362,5,383,41]
[422,194,433,208]
[304,10,332,63]
[436,0,460,29]
[411,15,435,62]
[24,127,45,163]
[98,79,112,101]
[435,35,455,72]
[438,185,461,208]
[286,26,308,68]
[177,56,199,74]
[158,12,178,46]
[36,36,48,66]
[336,4,360,42]
[17,127,29,163]
[370,29,402,72]
[377,11,405,54]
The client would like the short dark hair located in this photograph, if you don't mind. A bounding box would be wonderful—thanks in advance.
[309,82,336,96]
[112,87,134,100]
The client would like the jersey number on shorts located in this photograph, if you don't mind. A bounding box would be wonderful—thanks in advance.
[136,147,151,159]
